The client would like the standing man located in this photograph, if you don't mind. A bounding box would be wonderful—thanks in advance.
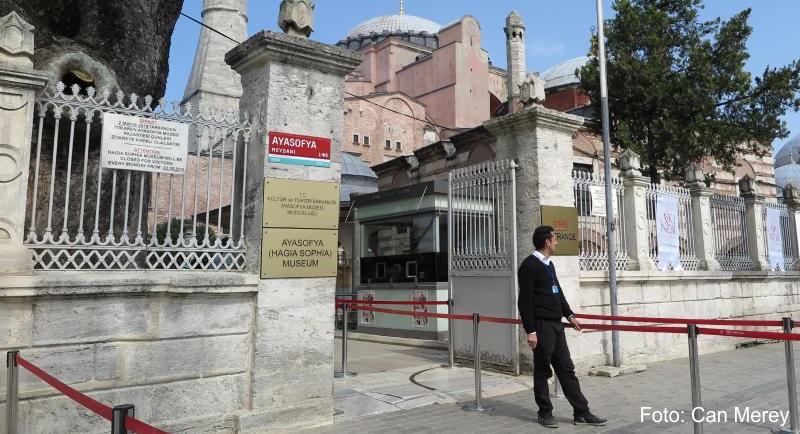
[518,225,607,428]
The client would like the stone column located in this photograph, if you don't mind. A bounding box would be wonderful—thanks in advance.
[226,31,361,431]
[739,175,770,271]
[486,105,583,363]
[782,183,800,270]
[685,164,721,271]
[0,12,49,275]
[618,149,656,271]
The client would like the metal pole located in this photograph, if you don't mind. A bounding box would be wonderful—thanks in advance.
[111,404,134,434]
[687,325,703,434]
[335,302,356,378]
[462,314,493,412]
[510,161,520,376]
[782,317,799,434]
[595,0,621,368]
[447,298,455,367]
[6,351,19,434]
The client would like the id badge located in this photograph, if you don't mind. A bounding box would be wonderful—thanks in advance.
[552,285,559,294]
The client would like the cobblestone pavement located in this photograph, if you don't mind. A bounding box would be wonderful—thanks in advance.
[302,340,800,433]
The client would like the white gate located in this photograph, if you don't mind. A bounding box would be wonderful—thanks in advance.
[448,159,519,372]
[24,83,250,270]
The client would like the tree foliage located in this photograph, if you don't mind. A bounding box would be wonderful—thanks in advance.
[580,0,800,181]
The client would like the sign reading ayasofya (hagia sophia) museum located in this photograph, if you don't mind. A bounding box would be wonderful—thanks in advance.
[100,113,189,174]
[263,178,339,229]
[267,131,331,168]
[261,228,338,278]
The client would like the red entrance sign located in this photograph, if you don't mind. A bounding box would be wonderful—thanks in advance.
[267,131,331,168]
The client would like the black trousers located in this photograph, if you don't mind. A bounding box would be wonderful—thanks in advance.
[532,320,590,416]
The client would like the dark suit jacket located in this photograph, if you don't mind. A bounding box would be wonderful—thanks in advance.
[517,254,575,334]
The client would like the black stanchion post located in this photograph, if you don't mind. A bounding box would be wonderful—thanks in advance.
[462,313,493,412]
[111,404,134,434]
[447,298,454,368]
[6,351,19,434]
[782,317,799,434]
[335,302,356,378]
[687,324,703,434]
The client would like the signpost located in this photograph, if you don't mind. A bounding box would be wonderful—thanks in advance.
[267,131,331,168]
[101,113,189,174]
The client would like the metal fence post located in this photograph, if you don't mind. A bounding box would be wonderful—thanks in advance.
[782,317,799,434]
[6,351,19,434]
[335,302,356,378]
[687,324,703,434]
[111,404,134,434]
[447,298,454,367]
[462,314,493,412]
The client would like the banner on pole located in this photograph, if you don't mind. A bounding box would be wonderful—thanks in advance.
[656,193,682,271]
[766,207,784,271]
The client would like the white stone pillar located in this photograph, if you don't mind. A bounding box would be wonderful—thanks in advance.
[0,12,49,275]
[685,164,721,271]
[739,175,770,271]
[486,105,584,364]
[226,31,361,431]
[618,149,656,271]
[782,183,800,270]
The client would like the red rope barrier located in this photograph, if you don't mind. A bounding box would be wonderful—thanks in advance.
[336,299,448,306]
[481,316,521,325]
[699,327,800,341]
[575,313,783,327]
[15,355,170,434]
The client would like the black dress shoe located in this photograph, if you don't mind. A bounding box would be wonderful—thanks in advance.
[538,413,559,428]
[574,412,607,426]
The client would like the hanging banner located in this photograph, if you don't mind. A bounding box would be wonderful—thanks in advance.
[656,193,682,271]
[588,185,618,218]
[766,207,785,271]
[267,131,331,168]
[411,290,429,327]
[360,290,375,324]
[101,113,189,174]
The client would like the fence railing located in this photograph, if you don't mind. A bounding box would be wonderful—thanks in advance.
[24,83,250,271]
[572,170,629,271]
[710,194,751,271]
[762,201,799,270]
[645,183,699,271]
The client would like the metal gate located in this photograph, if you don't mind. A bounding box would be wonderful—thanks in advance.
[448,159,519,372]
[24,83,250,270]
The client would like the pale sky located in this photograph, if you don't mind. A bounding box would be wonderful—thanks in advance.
[166,0,800,152]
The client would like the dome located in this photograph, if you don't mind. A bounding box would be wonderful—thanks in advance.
[775,164,800,190]
[345,14,441,39]
[774,135,800,168]
[540,56,592,90]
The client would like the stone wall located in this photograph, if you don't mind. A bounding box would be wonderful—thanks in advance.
[0,272,258,434]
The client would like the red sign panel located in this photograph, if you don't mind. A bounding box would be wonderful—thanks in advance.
[267,131,331,167]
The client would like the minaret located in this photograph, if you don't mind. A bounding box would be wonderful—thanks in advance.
[182,0,248,116]
[504,11,526,114]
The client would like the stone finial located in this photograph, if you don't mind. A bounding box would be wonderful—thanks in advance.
[684,162,705,185]
[0,11,35,68]
[399,0,405,16]
[278,0,315,38]
[783,183,800,207]
[738,175,756,196]
[618,148,641,177]
[519,73,545,108]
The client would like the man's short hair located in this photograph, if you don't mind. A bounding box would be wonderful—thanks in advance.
[532,225,555,250]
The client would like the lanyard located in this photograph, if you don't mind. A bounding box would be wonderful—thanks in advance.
[537,257,557,285]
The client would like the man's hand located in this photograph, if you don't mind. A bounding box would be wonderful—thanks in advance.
[527,332,538,349]
[569,316,582,331]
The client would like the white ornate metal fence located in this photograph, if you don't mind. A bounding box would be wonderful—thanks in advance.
[449,160,517,272]
[761,201,798,269]
[710,194,751,271]
[645,183,699,270]
[572,170,629,271]
[24,83,250,270]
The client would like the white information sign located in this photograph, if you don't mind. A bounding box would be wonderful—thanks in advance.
[656,193,682,271]
[765,207,785,271]
[101,113,189,174]
[589,185,618,218]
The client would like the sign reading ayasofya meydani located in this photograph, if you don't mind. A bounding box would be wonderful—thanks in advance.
[765,207,785,271]
[267,131,331,168]
[656,193,682,271]
[100,113,189,174]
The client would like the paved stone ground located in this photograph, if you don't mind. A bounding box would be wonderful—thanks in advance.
[304,340,800,433]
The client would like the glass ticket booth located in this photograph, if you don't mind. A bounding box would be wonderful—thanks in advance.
[352,181,449,340]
